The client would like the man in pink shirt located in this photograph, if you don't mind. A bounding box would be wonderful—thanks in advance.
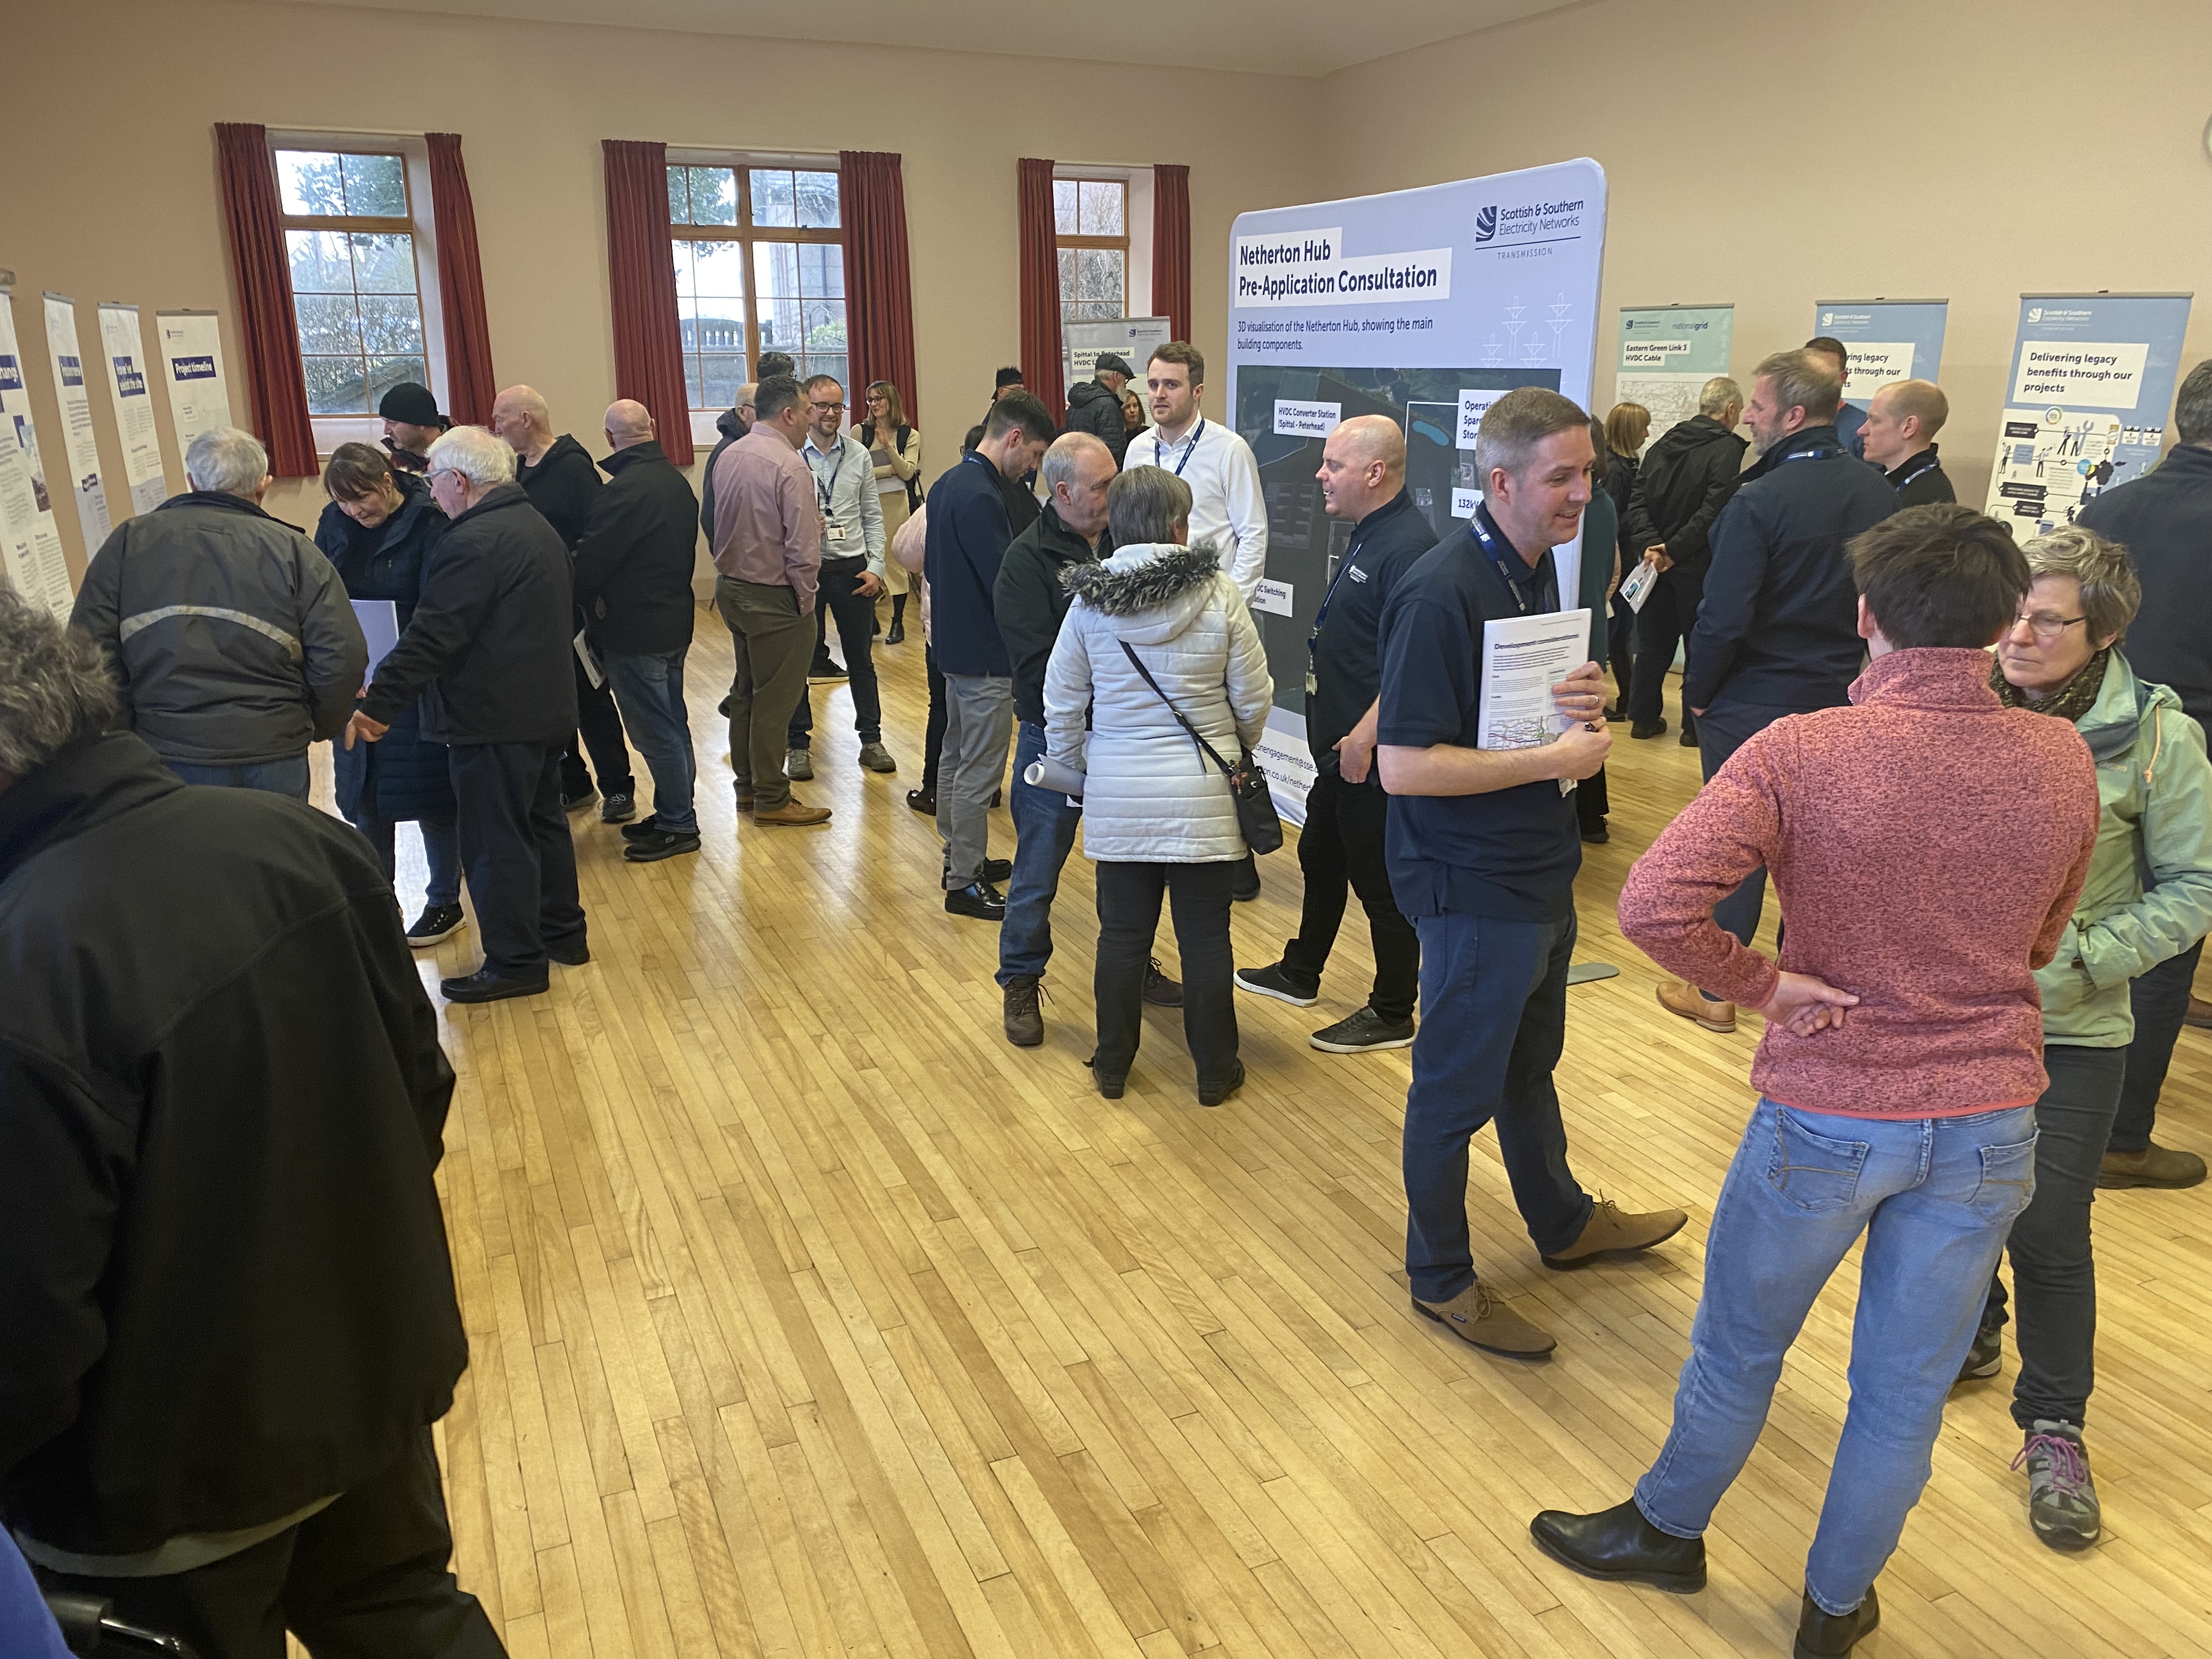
[1530,505,2100,1659]
[711,374,827,826]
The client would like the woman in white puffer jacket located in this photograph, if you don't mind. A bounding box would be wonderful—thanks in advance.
[1043,466,1274,1106]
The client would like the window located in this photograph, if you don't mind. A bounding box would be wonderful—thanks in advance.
[666,162,844,409]
[275,148,429,416]
[1054,178,1127,324]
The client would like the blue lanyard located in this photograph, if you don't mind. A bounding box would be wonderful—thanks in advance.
[1469,511,1537,616]
[1774,441,1844,467]
[1893,457,1939,490]
[1159,418,1205,477]
[806,439,847,518]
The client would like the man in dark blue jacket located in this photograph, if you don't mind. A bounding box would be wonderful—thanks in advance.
[2079,358,2212,1190]
[352,426,587,1004]
[1664,349,1898,1035]
[924,391,1054,919]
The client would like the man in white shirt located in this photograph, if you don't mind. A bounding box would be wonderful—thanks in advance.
[788,375,894,777]
[1123,342,1268,599]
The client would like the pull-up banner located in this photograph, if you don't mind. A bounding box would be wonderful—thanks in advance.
[0,276,77,618]
[1063,315,1173,399]
[43,292,110,552]
[1616,304,1733,442]
[98,301,170,517]
[1813,299,1948,407]
[155,310,233,450]
[1228,157,1608,821]
[1983,292,2193,537]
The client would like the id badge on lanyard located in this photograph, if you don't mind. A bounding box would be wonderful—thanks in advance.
[1306,532,1362,697]
[1469,515,1532,616]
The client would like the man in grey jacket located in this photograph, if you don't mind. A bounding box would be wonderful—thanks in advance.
[71,426,365,799]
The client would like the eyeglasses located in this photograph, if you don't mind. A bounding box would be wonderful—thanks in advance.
[2010,611,2087,644]
[810,401,846,414]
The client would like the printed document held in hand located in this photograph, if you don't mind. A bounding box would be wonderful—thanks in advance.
[1476,608,1593,794]
[1617,557,1657,613]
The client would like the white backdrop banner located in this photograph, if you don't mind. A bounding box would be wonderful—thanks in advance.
[156,310,233,453]
[1616,304,1734,443]
[0,280,77,618]
[1063,316,1174,395]
[99,301,169,517]
[43,293,111,551]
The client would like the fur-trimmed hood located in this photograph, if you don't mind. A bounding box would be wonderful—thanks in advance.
[1061,542,1228,646]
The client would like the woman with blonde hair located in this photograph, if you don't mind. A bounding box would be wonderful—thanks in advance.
[859,380,922,643]
[1598,402,1650,712]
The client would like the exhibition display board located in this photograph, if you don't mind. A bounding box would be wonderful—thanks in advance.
[42,292,110,552]
[1227,159,1607,820]
[155,311,232,455]
[1615,304,1732,440]
[1984,292,2193,537]
[98,300,170,517]
[0,276,77,618]
[1063,316,1172,394]
[1813,299,1948,407]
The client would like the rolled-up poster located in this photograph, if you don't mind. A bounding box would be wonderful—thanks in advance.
[1023,753,1086,800]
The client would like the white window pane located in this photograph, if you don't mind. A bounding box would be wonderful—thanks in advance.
[701,353,749,409]
[358,295,424,355]
[295,295,362,356]
[803,300,846,357]
[1079,180,1124,236]
[287,229,353,294]
[349,234,417,295]
[795,170,839,229]
[798,242,843,299]
[1077,247,1123,304]
[277,151,346,217]
[303,356,367,415]
[691,240,746,298]
[681,308,746,356]
[342,154,406,217]
[1057,248,1076,304]
[670,241,696,300]
[751,170,795,228]
[757,295,803,357]
[754,242,800,301]
[683,354,705,410]
[666,166,690,226]
[806,352,848,393]
[687,167,736,227]
[1053,180,1078,235]
[366,356,428,408]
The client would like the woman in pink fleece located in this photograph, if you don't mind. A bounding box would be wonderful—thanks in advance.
[1529,505,2101,1659]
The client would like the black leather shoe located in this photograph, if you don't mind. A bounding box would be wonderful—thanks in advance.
[441,968,549,1004]
[1795,1584,1878,1658]
[547,941,591,967]
[981,857,1012,883]
[1529,1499,1706,1593]
[1197,1060,1245,1108]
[945,881,1007,921]
[620,814,661,842]
[906,787,936,814]
[623,828,702,863]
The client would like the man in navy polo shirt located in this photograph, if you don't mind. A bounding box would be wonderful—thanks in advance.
[1378,386,1688,1358]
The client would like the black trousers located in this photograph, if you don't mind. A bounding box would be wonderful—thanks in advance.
[35,1428,505,1659]
[1572,765,1610,832]
[558,655,633,798]
[1606,588,1636,708]
[789,556,883,747]
[1628,565,1703,731]
[1985,1044,2128,1429]
[2109,936,2203,1152]
[449,740,587,980]
[1279,769,1420,1023]
[921,644,948,792]
[1094,860,1238,1087]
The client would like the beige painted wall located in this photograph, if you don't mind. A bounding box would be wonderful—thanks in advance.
[0,0,1319,573]
[1314,0,2212,505]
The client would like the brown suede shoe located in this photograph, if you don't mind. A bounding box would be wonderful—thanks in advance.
[752,798,831,827]
[1543,1198,1690,1269]
[2096,1143,2207,1190]
[1657,979,1736,1033]
[1412,1282,1556,1357]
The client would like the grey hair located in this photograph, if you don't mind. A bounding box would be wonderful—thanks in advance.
[1107,465,1192,546]
[0,591,120,777]
[2174,359,2212,447]
[1699,376,1744,417]
[1753,349,1843,422]
[428,424,517,489]
[1474,386,1590,496]
[1041,430,1110,498]
[2020,527,2141,644]
[185,426,268,495]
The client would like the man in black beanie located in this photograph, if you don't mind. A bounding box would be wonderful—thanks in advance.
[378,381,449,476]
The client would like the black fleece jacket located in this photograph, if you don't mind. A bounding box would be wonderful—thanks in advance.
[572,441,701,656]
[1622,413,1750,579]
[995,504,1103,725]
[515,432,601,550]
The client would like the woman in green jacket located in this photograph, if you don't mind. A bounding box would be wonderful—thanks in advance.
[1973,526,2212,1552]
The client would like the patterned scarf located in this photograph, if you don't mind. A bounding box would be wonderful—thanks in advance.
[1991,646,2110,726]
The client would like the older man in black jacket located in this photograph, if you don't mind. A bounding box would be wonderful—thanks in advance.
[1621,377,1747,744]
[1064,352,1138,467]
[0,594,502,1659]
[1658,349,1897,1035]
[575,399,705,863]
[352,425,587,1003]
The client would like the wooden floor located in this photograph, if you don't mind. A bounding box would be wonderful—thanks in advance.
[327,611,2212,1659]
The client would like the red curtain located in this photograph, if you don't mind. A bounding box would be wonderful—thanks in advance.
[1016,157,1064,420]
[840,151,920,422]
[601,138,694,465]
[214,122,316,477]
[1152,163,1192,345]
[426,134,496,426]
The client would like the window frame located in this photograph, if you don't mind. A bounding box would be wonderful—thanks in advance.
[267,132,446,457]
[665,154,845,436]
[1053,174,1130,326]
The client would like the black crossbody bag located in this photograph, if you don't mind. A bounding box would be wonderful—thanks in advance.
[1119,641,1283,855]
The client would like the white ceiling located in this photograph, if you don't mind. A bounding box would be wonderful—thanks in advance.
[272,0,1583,77]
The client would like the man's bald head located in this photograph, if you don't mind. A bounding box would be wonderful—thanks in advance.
[489,385,554,452]
[1862,378,1951,469]
[1316,414,1407,522]
[605,399,654,449]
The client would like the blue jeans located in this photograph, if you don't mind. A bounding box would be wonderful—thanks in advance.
[602,646,698,836]
[1635,1098,2039,1616]
[997,722,1083,985]
[166,754,311,800]
[353,811,463,907]
[1403,909,1593,1300]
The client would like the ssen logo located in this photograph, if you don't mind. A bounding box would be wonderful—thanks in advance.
[2029,307,2043,324]
[1474,206,1498,244]
[1820,312,1834,328]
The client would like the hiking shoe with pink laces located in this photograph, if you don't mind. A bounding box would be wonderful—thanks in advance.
[2015,1420,2099,1550]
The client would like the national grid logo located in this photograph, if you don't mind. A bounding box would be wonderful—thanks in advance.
[1474,206,1497,245]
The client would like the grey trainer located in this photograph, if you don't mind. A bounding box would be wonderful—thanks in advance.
[2014,1420,2100,1550]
